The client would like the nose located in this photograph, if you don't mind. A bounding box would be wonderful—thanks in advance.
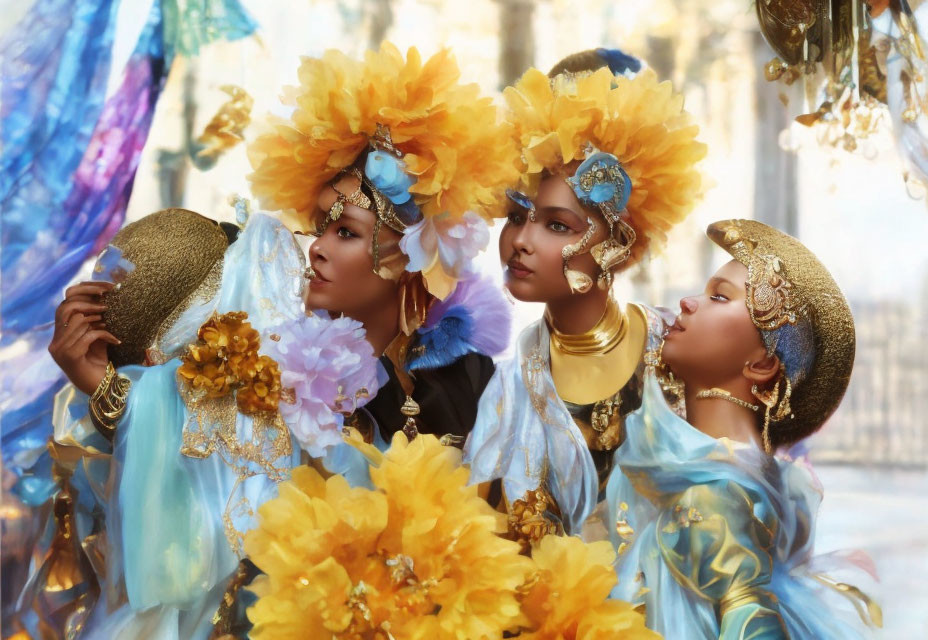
[510,221,534,255]
[309,232,329,264]
[679,296,698,314]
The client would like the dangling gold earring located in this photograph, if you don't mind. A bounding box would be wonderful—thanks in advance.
[562,217,596,294]
[773,371,793,423]
[752,362,794,455]
[751,378,779,455]
[591,217,635,291]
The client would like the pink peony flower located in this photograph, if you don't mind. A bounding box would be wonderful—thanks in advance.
[263,314,381,456]
[399,211,489,278]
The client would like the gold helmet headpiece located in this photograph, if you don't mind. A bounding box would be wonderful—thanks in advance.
[708,219,856,451]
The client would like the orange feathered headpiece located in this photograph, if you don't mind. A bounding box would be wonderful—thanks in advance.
[504,66,707,268]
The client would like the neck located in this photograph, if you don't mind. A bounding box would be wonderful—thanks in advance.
[545,286,611,335]
[352,302,400,357]
[683,383,761,447]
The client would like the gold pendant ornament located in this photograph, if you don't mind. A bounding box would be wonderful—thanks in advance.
[561,216,597,294]
[400,394,420,440]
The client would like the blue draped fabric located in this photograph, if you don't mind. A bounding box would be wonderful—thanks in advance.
[1,4,257,630]
[0,0,256,475]
[605,372,879,639]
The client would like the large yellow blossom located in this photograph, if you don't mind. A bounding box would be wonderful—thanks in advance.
[516,535,658,640]
[245,433,532,639]
[246,433,654,639]
[505,66,706,267]
[248,42,519,235]
[177,311,282,415]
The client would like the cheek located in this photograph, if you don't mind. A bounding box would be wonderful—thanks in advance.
[663,306,758,379]
[498,225,514,260]
[308,241,376,311]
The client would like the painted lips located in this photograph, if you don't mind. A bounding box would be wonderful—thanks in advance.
[506,259,533,279]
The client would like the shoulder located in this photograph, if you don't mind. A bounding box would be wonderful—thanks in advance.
[655,480,779,603]
[629,303,673,349]
[657,479,777,571]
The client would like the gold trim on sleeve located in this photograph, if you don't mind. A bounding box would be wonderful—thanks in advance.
[88,362,130,440]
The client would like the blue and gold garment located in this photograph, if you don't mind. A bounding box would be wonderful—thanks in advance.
[464,303,669,538]
[45,213,305,639]
[606,372,881,639]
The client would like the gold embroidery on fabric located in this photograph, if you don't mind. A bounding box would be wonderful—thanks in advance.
[521,344,552,422]
[614,501,635,556]
[661,504,705,534]
[151,256,225,361]
[179,388,292,555]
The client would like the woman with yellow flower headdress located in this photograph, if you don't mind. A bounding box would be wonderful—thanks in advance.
[464,48,706,542]
[39,43,518,639]
[604,219,880,639]
[248,42,518,477]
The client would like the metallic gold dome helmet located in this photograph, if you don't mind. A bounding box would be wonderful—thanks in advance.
[100,208,233,367]
[707,219,856,450]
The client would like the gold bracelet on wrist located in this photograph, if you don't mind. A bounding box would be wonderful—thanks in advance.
[89,362,130,440]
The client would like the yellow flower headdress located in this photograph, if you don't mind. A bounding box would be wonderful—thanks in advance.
[248,42,518,298]
[504,65,707,283]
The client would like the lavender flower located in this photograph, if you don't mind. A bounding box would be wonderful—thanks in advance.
[264,314,381,456]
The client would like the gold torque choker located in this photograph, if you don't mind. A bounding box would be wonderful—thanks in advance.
[546,297,628,356]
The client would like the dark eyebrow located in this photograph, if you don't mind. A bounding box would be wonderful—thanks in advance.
[537,205,585,226]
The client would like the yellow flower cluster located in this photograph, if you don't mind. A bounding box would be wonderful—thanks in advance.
[178,311,281,415]
[505,66,707,266]
[245,433,529,639]
[517,536,658,640]
[247,42,519,234]
[245,433,655,639]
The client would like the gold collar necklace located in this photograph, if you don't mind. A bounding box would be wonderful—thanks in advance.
[546,297,628,356]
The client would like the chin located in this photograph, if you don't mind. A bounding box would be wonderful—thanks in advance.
[305,290,338,314]
[659,337,684,372]
[504,279,543,303]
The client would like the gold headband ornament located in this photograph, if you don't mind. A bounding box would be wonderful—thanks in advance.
[506,147,638,294]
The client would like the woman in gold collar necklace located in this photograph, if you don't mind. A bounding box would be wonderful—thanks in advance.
[464,48,706,544]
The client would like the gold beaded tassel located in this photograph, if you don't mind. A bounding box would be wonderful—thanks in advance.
[751,364,793,455]
[400,395,421,440]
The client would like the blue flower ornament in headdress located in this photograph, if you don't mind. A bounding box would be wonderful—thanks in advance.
[566,151,632,225]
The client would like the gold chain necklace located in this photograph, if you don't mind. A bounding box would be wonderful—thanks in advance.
[546,297,628,356]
